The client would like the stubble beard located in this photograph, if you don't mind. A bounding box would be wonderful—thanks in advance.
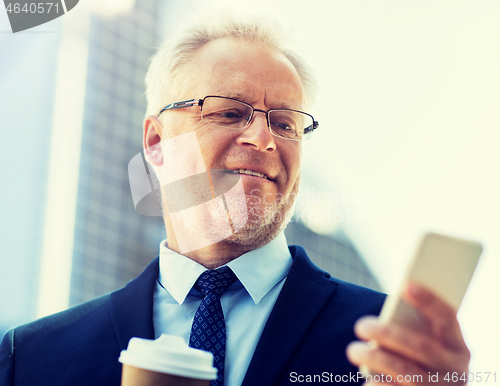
[224,183,299,249]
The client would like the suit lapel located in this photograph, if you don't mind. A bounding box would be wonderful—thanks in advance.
[242,246,339,386]
[109,257,159,350]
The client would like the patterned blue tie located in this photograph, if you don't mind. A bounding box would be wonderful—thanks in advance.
[189,266,238,386]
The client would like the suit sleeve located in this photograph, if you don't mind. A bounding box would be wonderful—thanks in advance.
[0,329,15,385]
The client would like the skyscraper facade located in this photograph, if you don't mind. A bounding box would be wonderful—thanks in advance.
[68,0,166,305]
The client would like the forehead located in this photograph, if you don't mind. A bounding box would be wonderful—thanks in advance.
[187,38,305,109]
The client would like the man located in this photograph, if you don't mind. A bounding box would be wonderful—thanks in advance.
[0,15,469,386]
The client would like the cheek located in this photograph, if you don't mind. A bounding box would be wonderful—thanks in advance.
[197,129,237,167]
[284,145,302,187]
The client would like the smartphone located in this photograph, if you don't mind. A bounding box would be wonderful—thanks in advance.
[360,232,483,374]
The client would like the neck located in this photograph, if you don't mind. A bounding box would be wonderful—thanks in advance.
[162,210,277,269]
[166,237,253,270]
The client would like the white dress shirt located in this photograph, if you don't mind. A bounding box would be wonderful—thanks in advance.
[153,233,293,386]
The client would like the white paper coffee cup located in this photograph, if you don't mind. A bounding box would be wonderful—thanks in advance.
[119,334,217,380]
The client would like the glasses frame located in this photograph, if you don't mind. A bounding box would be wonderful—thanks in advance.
[157,95,319,141]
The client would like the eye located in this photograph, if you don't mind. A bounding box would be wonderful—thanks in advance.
[274,122,294,131]
[271,115,298,133]
[220,110,243,119]
[202,107,250,127]
[210,108,247,120]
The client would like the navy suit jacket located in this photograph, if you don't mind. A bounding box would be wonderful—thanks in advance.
[0,245,385,385]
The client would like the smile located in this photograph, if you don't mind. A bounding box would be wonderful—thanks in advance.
[232,169,269,180]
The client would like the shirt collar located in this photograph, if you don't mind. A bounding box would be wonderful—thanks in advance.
[158,233,292,305]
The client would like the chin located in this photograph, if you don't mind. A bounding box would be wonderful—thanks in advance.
[225,194,296,249]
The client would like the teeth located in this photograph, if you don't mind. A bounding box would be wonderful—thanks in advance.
[232,169,268,179]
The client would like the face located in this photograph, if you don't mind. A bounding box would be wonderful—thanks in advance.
[151,38,305,252]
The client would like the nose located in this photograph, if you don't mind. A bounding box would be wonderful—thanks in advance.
[235,110,276,152]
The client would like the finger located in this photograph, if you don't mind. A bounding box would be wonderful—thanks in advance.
[403,282,467,349]
[354,316,469,371]
[347,341,427,386]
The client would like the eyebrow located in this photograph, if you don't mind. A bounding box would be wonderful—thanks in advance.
[213,93,302,111]
[220,93,244,101]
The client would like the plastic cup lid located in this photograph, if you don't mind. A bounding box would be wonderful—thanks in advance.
[118,334,217,380]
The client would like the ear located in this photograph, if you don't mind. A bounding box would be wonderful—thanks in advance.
[143,115,163,166]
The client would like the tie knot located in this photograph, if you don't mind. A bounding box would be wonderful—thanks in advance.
[194,266,238,297]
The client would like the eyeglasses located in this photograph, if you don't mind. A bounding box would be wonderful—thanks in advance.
[157,95,319,142]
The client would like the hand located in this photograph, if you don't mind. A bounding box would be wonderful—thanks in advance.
[346,282,470,386]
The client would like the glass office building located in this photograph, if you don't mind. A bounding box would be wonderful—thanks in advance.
[68,0,166,305]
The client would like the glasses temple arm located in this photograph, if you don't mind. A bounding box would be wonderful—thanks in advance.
[304,120,319,134]
[157,99,203,117]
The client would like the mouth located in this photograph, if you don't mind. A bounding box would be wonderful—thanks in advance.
[231,169,270,180]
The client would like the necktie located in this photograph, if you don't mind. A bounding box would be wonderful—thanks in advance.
[189,266,238,386]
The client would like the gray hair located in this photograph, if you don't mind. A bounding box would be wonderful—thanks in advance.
[144,13,316,118]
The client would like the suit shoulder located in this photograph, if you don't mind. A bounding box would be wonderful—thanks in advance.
[328,276,386,314]
[14,293,111,338]
[0,294,123,385]
[288,244,386,315]
[1,258,159,385]
[6,293,119,366]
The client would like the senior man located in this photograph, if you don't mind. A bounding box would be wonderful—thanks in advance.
[0,16,469,386]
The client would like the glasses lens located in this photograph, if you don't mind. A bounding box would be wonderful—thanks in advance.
[269,110,313,141]
[201,97,252,129]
